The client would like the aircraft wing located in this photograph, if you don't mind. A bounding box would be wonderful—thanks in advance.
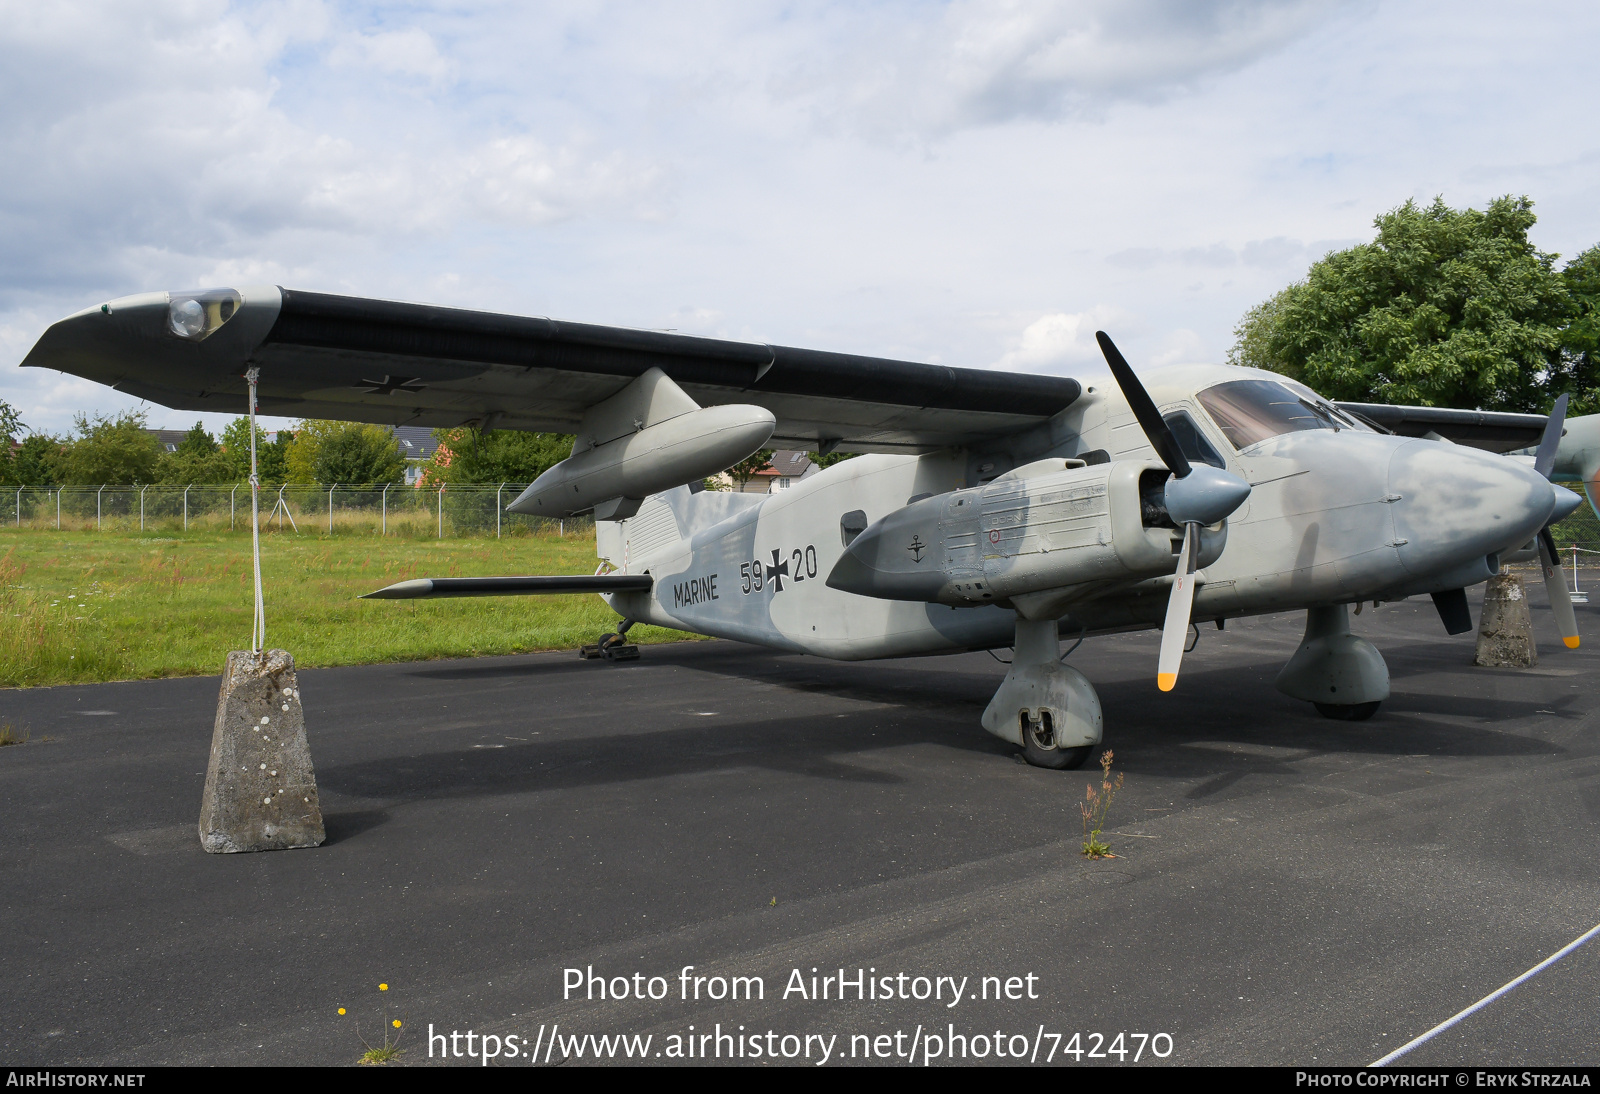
[20,286,1081,454]
[1335,402,1548,453]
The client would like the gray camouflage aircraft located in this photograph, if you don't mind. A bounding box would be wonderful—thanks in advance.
[20,286,1585,769]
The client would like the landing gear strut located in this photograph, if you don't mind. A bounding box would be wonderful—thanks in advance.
[581,619,639,662]
[1275,604,1389,720]
[983,617,1102,770]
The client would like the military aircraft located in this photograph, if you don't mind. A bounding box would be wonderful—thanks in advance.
[20,286,1585,769]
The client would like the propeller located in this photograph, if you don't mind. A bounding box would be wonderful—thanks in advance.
[1532,394,1581,650]
[1096,331,1252,691]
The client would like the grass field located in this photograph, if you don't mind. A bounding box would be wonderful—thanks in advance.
[0,527,693,688]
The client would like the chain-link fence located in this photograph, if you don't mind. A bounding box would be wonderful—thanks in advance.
[8,479,1599,548]
[1550,503,1600,553]
[1,483,591,539]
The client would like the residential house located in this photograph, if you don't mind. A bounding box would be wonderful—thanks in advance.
[718,449,816,493]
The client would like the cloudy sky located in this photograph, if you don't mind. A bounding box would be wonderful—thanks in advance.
[3,0,1597,436]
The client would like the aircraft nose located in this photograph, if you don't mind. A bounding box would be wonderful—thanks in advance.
[1388,439,1554,577]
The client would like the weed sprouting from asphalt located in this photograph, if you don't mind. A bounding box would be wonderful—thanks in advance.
[1080,750,1124,859]
[346,982,406,1065]
[0,723,28,747]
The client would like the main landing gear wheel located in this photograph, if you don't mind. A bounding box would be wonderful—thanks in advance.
[1020,711,1094,770]
[1314,700,1381,721]
[580,624,639,662]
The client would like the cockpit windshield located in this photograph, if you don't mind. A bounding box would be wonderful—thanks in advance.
[1196,379,1369,451]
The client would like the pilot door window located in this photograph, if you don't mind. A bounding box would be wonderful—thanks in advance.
[1161,410,1227,469]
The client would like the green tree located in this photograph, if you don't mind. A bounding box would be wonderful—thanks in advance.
[0,399,22,443]
[1229,195,1570,411]
[8,435,63,486]
[153,421,233,483]
[421,428,572,485]
[219,418,290,484]
[810,450,859,469]
[725,449,774,488]
[303,422,406,484]
[1558,244,1600,414]
[286,420,402,484]
[155,449,234,484]
[57,411,163,485]
[174,422,217,457]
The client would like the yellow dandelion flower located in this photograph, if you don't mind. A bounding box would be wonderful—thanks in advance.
[393,1020,402,1028]
[379,983,388,991]
[338,1008,346,1015]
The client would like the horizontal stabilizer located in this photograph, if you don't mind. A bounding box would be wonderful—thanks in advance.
[361,575,653,600]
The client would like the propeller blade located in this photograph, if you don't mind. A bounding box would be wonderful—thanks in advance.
[1533,393,1569,481]
[1095,331,1192,479]
[1157,523,1199,691]
[1538,527,1581,649]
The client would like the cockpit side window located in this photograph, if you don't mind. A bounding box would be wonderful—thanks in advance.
[1196,379,1367,450]
[1161,410,1228,469]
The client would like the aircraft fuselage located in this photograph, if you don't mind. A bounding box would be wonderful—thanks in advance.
[601,364,1558,661]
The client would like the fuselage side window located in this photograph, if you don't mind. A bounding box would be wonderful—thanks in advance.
[1162,410,1228,469]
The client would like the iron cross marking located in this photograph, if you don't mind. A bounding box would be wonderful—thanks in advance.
[767,548,790,592]
[356,375,427,396]
[907,534,927,563]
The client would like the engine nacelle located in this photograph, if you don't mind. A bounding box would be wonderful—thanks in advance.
[507,402,774,520]
[826,459,1226,616]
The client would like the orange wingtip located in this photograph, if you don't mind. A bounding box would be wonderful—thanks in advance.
[1157,673,1177,692]
[1564,636,1581,649]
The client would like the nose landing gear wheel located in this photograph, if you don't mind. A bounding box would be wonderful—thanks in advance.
[1020,711,1094,770]
[1314,700,1381,721]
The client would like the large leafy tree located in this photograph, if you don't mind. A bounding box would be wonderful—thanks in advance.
[1558,244,1600,413]
[219,417,290,484]
[420,428,572,485]
[725,449,774,487]
[0,399,22,443]
[1230,195,1571,411]
[57,411,163,485]
[7,435,63,486]
[154,422,234,483]
[313,423,406,485]
[285,420,404,484]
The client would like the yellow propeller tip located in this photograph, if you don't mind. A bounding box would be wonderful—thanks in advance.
[1157,673,1177,692]
[1564,636,1580,649]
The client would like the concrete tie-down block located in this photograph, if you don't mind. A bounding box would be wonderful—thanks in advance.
[199,650,325,853]
[1475,571,1537,668]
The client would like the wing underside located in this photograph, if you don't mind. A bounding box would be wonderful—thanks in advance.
[22,286,1082,454]
[1336,401,1548,453]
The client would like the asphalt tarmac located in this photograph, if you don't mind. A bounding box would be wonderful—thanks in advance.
[3,590,1598,1067]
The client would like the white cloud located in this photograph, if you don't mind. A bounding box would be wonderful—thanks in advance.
[1149,328,1209,367]
[770,0,1348,139]
[991,307,1128,372]
[327,27,455,84]
[1106,237,1363,273]
[0,0,664,302]
[5,0,1600,435]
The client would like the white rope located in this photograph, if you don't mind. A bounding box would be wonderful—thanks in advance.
[246,367,265,655]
